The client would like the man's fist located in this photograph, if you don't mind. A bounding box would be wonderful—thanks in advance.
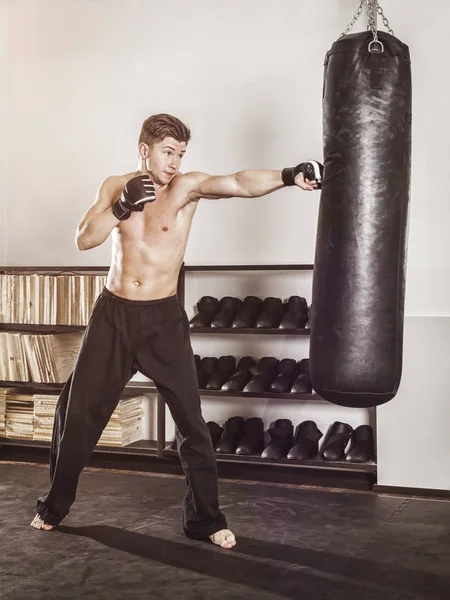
[282,161,324,191]
[112,175,156,221]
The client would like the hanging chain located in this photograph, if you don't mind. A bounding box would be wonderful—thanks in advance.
[340,0,365,37]
[366,0,381,48]
[340,0,394,39]
[376,2,395,35]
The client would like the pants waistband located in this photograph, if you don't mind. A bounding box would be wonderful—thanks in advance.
[101,286,178,306]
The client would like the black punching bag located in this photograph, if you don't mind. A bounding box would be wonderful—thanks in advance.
[310,31,412,408]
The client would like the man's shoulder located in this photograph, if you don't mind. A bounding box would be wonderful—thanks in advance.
[166,172,209,207]
[107,171,140,183]
[169,171,210,192]
[100,172,136,196]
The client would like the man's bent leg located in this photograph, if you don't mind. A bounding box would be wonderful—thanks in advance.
[35,293,136,527]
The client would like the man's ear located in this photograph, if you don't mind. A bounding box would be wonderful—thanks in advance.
[138,142,150,159]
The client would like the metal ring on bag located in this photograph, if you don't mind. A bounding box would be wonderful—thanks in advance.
[368,39,384,53]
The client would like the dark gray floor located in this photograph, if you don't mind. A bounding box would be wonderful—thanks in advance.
[0,462,449,600]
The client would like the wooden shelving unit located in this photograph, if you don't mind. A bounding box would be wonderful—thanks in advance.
[0,264,377,485]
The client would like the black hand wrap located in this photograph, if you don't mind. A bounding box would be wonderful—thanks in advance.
[282,160,324,188]
[111,175,156,221]
[282,163,305,186]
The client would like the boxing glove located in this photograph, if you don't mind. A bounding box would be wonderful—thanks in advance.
[111,175,156,220]
[282,161,324,189]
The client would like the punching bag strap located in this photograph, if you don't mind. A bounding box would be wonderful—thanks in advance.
[368,45,383,90]
[367,1,384,91]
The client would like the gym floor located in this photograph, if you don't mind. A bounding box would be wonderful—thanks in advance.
[0,462,448,600]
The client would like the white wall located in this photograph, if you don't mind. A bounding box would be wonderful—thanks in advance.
[377,317,450,491]
[3,0,450,490]
[0,1,8,265]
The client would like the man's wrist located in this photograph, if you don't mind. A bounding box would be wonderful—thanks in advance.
[282,164,304,186]
[111,198,131,221]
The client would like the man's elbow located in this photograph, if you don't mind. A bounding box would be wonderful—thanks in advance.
[75,238,89,251]
[75,233,95,251]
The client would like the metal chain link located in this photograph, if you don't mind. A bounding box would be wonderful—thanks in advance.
[340,0,395,39]
[340,0,365,38]
[366,0,379,42]
[376,2,395,35]
[366,0,384,52]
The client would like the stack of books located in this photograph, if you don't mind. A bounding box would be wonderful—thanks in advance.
[0,332,29,381]
[22,332,83,383]
[33,394,144,447]
[0,273,107,325]
[0,387,8,437]
[0,388,144,446]
[99,396,144,447]
[5,391,34,440]
[33,394,58,442]
[0,332,83,383]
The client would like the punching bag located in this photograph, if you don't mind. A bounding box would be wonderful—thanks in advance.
[310,30,412,408]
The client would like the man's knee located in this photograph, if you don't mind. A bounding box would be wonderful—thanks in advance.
[178,422,215,456]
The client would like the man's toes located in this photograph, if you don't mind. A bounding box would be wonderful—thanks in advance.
[223,532,236,548]
[209,529,236,549]
[30,515,42,529]
[30,515,54,531]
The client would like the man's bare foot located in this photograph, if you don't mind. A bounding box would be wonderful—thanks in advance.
[30,514,55,531]
[209,529,236,549]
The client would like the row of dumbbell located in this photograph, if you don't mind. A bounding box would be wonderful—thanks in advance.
[189,295,310,329]
[171,418,375,463]
[195,355,312,394]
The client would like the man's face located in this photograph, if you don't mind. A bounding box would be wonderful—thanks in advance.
[145,136,187,185]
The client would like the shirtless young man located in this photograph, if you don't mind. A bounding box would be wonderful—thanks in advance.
[31,114,321,549]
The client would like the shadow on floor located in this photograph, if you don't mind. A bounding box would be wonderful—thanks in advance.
[57,525,449,600]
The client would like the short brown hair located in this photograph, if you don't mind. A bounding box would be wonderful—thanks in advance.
[139,113,191,147]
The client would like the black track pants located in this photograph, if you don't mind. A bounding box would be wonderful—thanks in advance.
[36,288,227,538]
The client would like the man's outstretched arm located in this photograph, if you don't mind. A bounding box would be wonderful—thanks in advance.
[180,163,321,203]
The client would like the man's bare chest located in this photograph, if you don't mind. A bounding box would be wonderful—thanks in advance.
[117,200,194,244]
